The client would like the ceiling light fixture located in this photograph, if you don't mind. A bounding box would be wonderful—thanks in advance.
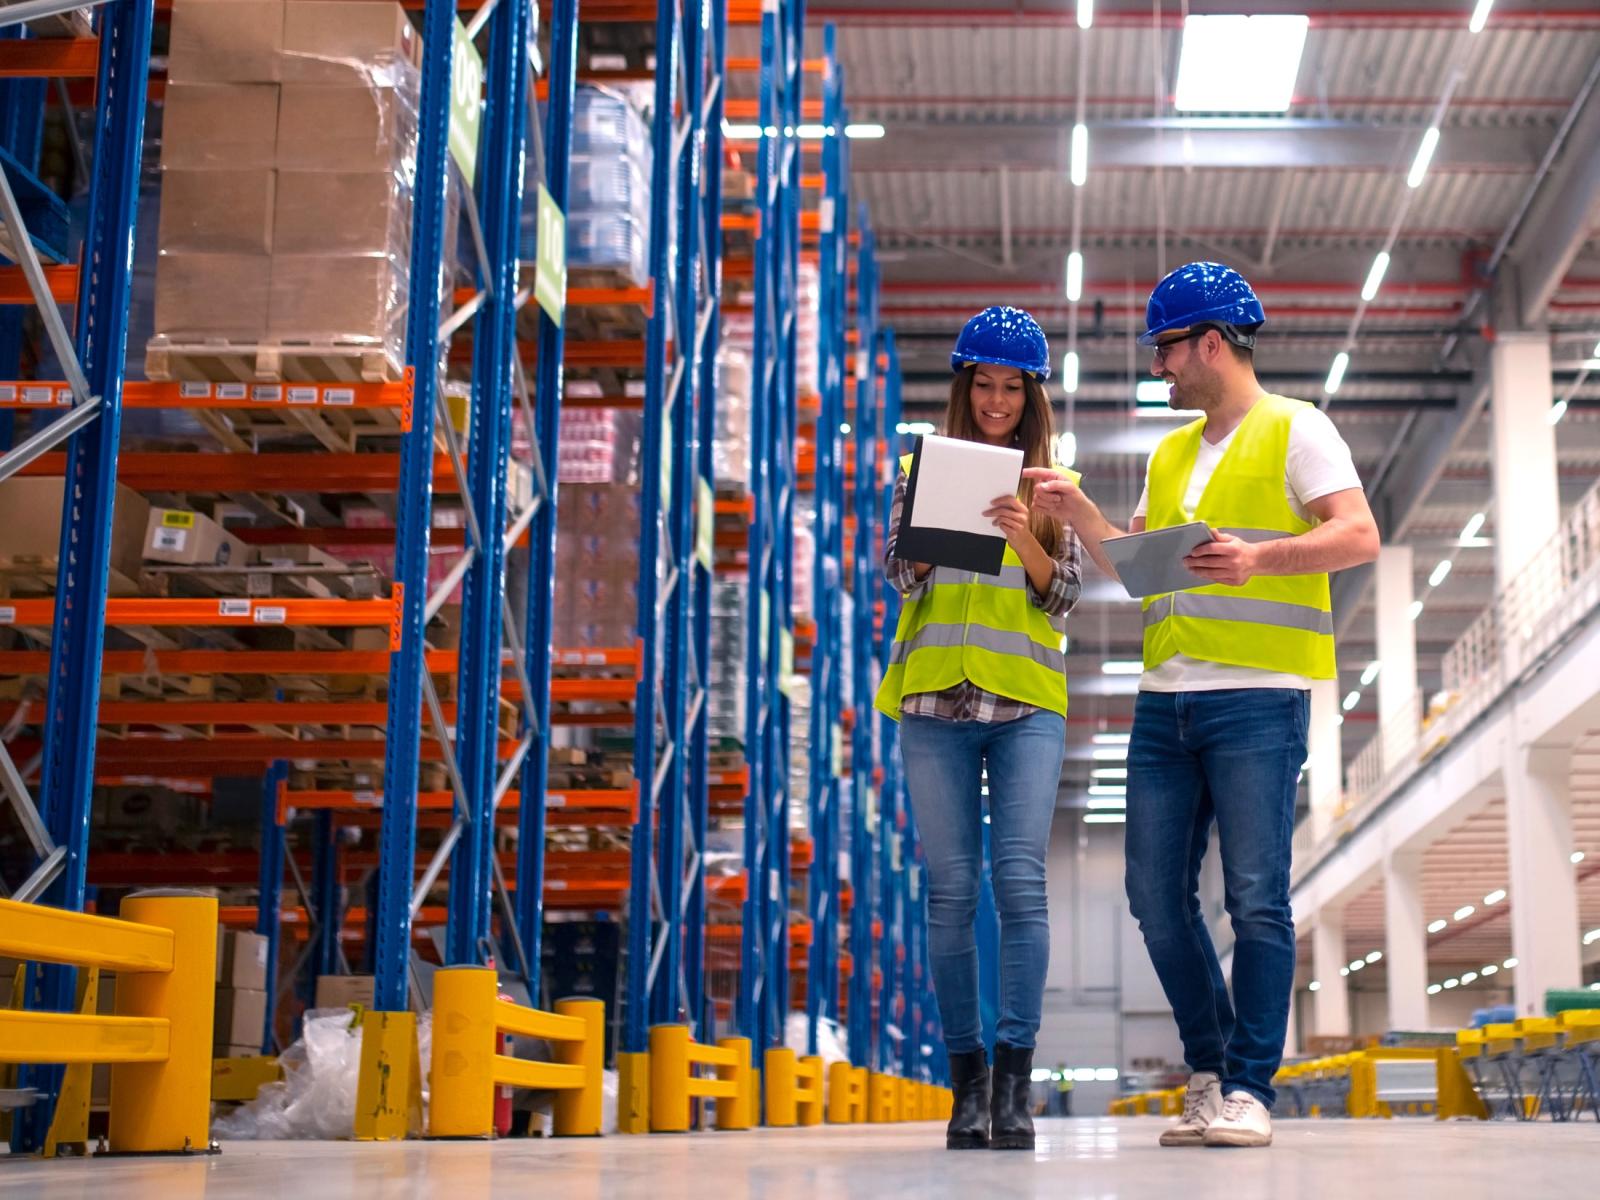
[1088,785,1127,798]
[1460,512,1486,542]
[1061,351,1080,395]
[1361,251,1391,303]
[1324,351,1349,396]
[1092,732,1131,745]
[1308,981,1322,992]
[1461,971,1479,985]
[1408,600,1425,622]
[1086,796,1128,811]
[1174,15,1309,113]
[844,123,885,139]
[1430,559,1453,588]
[1503,958,1518,969]
[1481,964,1498,977]
[1407,126,1441,189]
[1077,0,1094,30]
[1092,747,1129,761]
[1065,251,1084,301]
[1572,851,1586,864]
[1366,951,1383,964]
[1427,919,1447,934]
[1549,399,1569,425]
[1342,690,1361,712]
[1454,905,1475,921]
[1100,661,1144,675]
[1084,812,1126,825]
[1361,661,1382,687]
[1483,889,1506,906]
[1468,0,1495,33]
[1070,123,1089,187]
[1427,984,1442,995]
[1091,767,1128,780]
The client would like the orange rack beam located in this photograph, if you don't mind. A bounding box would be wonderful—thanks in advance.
[0,374,414,427]
[0,594,402,645]
[0,265,77,304]
[0,37,101,78]
[0,645,637,678]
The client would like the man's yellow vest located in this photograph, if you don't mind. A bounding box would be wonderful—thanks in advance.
[1141,393,1336,679]
[875,457,1079,721]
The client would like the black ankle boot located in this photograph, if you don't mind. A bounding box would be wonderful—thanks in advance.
[990,1042,1035,1150]
[945,1048,990,1150]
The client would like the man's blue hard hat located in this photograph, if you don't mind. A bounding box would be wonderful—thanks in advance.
[1140,262,1266,347]
[951,306,1051,381]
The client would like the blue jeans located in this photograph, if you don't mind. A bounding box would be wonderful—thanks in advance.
[899,710,1064,1054]
[1125,689,1307,1108]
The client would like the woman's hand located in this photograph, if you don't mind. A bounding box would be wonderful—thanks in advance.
[985,495,1038,552]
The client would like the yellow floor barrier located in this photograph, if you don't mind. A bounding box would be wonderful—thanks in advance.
[0,892,216,1155]
[827,1061,869,1123]
[868,1072,900,1123]
[764,1048,825,1127]
[648,1024,754,1133]
[428,967,604,1138]
[211,1055,283,1105]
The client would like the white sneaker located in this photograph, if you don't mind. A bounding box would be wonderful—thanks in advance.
[1158,1072,1223,1147]
[1202,1091,1273,1148]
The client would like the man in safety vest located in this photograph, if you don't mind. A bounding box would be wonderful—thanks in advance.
[1028,264,1379,1148]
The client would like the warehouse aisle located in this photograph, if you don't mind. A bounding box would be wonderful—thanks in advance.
[4,1119,1598,1198]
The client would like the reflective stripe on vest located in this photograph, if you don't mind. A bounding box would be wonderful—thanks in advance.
[1140,394,1336,680]
[888,620,1068,674]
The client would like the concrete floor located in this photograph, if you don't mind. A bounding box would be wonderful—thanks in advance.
[3,1118,1598,1198]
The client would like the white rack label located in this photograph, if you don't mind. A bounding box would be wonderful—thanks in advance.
[253,606,288,625]
[0,606,15,624]
[547,794,567,808]
[585,652,607,666]
[820,197,835,234]
[56,388,72,406]
[323,388,355,407]
[251,385,283,403]
[217,383,248,401]
[548,879,568,890]
[0,386,15,402]
[218,599,251,617]
[354,790,381,806]
[287,386,318,406]
[22,385,52,404]
[179,382,212,399]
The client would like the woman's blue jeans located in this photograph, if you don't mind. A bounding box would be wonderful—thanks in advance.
[899,710,1065,1054]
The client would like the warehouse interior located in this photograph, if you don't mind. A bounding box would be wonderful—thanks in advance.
[1,0,1599,1194]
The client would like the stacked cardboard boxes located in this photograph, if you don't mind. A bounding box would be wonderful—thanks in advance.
[215,930,271,1056]
[552,484,644,648]
[153,0,420,369]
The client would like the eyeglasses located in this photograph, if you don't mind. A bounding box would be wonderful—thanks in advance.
[1150,328,1212,365]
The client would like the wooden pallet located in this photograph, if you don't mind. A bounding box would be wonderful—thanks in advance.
[145,338,405,386]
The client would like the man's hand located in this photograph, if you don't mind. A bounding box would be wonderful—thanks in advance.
[984,495,1037,553]
[1022,468,1086,521]
[1183,532,1259,587]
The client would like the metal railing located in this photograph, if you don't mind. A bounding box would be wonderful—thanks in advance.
[1325,476,1600,836]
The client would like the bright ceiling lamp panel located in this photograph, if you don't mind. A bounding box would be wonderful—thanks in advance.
[1174,15,1310,114]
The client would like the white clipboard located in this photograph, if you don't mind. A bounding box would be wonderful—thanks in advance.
[1101,522,1218,598]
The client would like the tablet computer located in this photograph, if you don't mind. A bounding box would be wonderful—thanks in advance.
[1101,522,1218,598]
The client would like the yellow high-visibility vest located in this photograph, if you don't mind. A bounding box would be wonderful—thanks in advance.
[875,456,1080,721]
[1141,394,1336,679]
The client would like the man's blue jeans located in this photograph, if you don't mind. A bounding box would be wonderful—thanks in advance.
[899,711,1065,1054]
[1125,688,1307,1108]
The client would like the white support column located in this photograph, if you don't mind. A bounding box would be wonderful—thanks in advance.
[1504,744,1582,1016]
[1308,679,1343,844]
[1375,545,1419,772]
[1383,851,1430,1031]
[1489,333,1560,586]
[1285,986,1301,1059]
[1312,908,1351,1037]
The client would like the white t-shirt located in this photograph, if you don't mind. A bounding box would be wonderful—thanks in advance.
[1131,402,1363,693]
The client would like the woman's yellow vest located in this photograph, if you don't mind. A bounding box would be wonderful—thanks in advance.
[875,458,1079,721]
[1141,393,1336,678]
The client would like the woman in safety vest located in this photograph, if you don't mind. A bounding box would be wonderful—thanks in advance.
[875,306,1081,1151]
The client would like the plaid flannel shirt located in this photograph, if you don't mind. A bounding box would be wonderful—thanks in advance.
[884,470,1081,723]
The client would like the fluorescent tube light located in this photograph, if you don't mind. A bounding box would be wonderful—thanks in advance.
[1061,351,1080,395]
[1070,123,1089,187]
[1084,813,1126,824]
[1407,126,1440,189]
[1429,559,1452,588]
[1065,251,1084,301]
[1483,889,1506,906]
[1361,251,1390,303]
[1360,662,1381,686]
[1460,512,1485,542]
[845,123,885,139]
[1077,0,1094,30]
[1324,352,1349,396]
[1469,0,1495,34]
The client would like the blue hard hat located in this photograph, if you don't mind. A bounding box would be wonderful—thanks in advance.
[1140,262,1266,346]
[951,306,1051,381]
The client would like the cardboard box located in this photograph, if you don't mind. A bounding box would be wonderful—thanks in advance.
[0,478,151,595]
[154,252,272,341]
[276,82,415,173]
[216,929,271,990]
[281,1,420,84]
[161,83,280,171]
[267,254,403,345]
[158,168,276,256]
[167,0,286,84]
[214,986,267,1050]
[272,170,407,256]
[314,974,375,1010]
[143,507,251,568]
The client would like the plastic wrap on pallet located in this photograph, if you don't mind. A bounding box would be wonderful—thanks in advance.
[149,0,423,376]
[553,484,643,648]
[796,259,821,400]
[714,346,753,490]
[788,673,812,823]
[709,578,748,744]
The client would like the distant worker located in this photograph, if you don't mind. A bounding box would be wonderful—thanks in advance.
[877,306,1082,1152]
[1054,1064,1074,1117]
[1029,264,1380,1148]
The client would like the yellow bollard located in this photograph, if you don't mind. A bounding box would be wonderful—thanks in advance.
[868,1072,894,1123]
[715,1037,754,1131]
[617,1050,650,1133]
[108,892,217,1154]
[553,998,605,1136]
[428,967,497,1138]
[766,1047,799,1126]
[649,1025,692,1133]
[798,1055,825,1126]
[827,1060,855,1123]
[900,1077,918,1122]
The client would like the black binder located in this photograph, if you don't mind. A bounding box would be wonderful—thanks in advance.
[895,436,1010,577]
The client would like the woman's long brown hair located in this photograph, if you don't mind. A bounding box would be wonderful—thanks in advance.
[943,364,1063,558]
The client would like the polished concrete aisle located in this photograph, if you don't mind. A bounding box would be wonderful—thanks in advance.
[3,1118,1597,1199]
